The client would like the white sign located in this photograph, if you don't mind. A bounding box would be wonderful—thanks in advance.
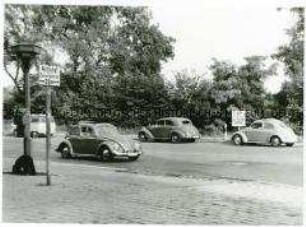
[38,65,60,86]
[232,110,246,127]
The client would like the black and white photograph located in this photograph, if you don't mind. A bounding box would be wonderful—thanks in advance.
[1,0,304,225]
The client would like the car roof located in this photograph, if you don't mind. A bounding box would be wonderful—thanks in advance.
[31,114,47,117]
[156,117,191,122]
[253,118,283,124]
[76,122,116,128]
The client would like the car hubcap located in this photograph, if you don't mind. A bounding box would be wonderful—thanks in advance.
[103,149,112,161]
[139,133,146,141]
[62,147,70,158]
[172,135,178,142]
[234,136,241,145]
[272,138,280,146]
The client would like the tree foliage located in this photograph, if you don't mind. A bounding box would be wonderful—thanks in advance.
[3,6,303,134]
[272,8,304,126]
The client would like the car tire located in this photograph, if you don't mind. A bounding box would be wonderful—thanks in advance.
[171,133,181,143]
[31,131,39,138]
[138,132,148,142]
[232,134,243,145]
[270,136,281,147]
[99,147,113,162]
[286,143,294,147]
[13,129,18,137]
[60,144,71,159]
[128,155,140,161]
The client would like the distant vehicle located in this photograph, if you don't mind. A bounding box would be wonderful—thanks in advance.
[138,117,201,143]
[13,114,56,138]
[56,122,142,161]
[231,118,297,146]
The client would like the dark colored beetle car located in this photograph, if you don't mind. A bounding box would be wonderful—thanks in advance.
[138,117,200,143]
[56,122,142,161]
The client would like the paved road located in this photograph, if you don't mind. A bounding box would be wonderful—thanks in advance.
[2,136,303,224]
[3,136,303,186]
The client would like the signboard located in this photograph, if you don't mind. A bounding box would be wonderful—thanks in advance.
[232,110,246,127]
[38,65,60,86]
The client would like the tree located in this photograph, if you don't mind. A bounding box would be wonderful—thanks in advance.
[209,57,272,127]
[273,8,304,126]
[4,5,175,126]
[168,70,212,128]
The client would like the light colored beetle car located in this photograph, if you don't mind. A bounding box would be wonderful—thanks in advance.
[232,118,297,147]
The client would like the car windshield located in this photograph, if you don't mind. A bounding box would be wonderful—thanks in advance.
[95,125,120,136]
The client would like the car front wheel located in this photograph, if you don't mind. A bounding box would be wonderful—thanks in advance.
[98,147,113,162]
[286,143,294,147]
[138,132,148,142]
[232,135,243,145]
[270,136,281,147]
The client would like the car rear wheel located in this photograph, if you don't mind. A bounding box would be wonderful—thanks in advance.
[270,136,281,147]
[232,135,243,145]
[171,133,180,143]
[60,144,71,159]
[98,147,113,162]
[13,129,17,137]
[31,131,39,138]
[138,132,148,142]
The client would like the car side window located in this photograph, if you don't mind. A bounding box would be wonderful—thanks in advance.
[69,126,80,136]
[81,126,95,137]
[264,122,274,130]
[156,120,164,126]
[251,122,263,129]
[165,120,174,126]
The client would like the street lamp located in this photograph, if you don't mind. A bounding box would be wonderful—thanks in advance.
[11,42,43,175]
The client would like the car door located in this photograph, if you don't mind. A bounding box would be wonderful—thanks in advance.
[79,126,99,155]
[69,126,82,154]
[261,122,275,143]
[246,122,264,143]
[163,120,175,139]
[149,120,165,139]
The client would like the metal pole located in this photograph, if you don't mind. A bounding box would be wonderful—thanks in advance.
[46,86,51,186]
[22,59,32,156]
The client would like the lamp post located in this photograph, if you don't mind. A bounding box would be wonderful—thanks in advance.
[11,42,42,174]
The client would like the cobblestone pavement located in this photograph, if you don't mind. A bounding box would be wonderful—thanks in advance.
[2,158,303,225]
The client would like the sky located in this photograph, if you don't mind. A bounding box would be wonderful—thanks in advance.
[1,0,301,94]
[149,1,296,93]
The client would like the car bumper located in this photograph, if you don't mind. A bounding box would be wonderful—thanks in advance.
[112,150,142,157]
[282,137,298,143]
[183,134,201,140]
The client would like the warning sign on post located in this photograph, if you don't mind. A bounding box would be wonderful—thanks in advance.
[232,110,246,127]
[38,65,60,86]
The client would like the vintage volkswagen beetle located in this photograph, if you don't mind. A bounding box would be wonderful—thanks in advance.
[56,122,142,161]
[231,118,297,146]
[138,117,200,143]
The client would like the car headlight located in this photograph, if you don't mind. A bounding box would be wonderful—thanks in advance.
[110,142,124,153]
[134,141,141,150]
